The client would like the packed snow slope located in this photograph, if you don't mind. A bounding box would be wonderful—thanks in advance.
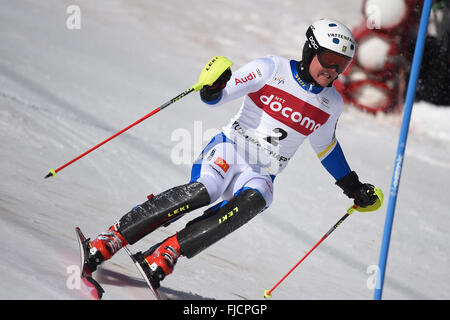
[0,0,449,300]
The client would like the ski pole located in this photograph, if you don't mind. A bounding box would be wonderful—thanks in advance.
[44,88,192,179]
[44,56,233,179]
[263,204,357,299]
[264,188,383,298]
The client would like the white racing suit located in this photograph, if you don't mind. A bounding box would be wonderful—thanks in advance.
[190,55,352,209]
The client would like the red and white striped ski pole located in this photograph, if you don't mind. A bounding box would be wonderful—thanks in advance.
[263,204,358,299]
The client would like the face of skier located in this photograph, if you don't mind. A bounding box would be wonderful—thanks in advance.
[309,54,339,87]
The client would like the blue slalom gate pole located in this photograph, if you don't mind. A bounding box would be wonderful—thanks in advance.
[373,0,433,300]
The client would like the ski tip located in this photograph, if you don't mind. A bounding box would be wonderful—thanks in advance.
[263,290,272,299]
[75,226,83,237]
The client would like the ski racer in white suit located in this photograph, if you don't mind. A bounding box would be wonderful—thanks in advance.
[193,54,347,209]
[85,19,381,290]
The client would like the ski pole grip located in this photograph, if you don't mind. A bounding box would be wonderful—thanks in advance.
[352,188,384,213]
[192,56,233,91]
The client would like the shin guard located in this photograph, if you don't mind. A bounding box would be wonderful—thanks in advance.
[118,182,210,244]
[177,188,266,258]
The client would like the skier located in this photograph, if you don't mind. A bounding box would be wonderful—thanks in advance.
[84,19,381,289]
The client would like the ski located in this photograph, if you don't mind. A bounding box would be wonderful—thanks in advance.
[75,227,105,300]
[124,246,163,300]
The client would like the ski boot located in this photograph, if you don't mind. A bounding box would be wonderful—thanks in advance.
[134,234,181,289]
[86,224,128,272]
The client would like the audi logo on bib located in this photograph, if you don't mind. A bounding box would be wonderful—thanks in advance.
[248,85,330,136]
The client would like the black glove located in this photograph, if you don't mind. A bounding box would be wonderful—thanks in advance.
[200,68,232,102]
[336,171,378,208]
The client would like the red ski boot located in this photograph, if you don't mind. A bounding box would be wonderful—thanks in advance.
[139,235,181,289]
[87,224,128,272]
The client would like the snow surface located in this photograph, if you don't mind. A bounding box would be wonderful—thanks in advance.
[0,0,449,300]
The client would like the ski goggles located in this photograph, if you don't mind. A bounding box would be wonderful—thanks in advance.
[317,49,352,74]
